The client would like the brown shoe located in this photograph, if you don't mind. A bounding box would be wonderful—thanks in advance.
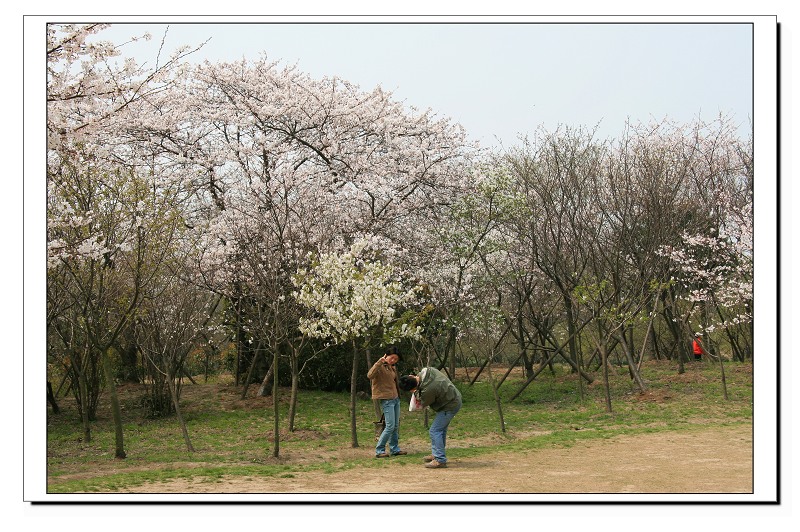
[422,455,435,462]
[425,459,447,468]
[375,452,389,458]
[391,451,408,456]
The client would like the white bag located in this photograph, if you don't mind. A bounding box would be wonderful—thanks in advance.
[409,392,423,412]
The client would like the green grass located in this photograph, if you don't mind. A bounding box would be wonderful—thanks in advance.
[46,360,752,493]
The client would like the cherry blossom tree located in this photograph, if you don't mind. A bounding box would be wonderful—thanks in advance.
[135,269,218,452]
[651,118,753,376]
[47,23,201,455]
[500,126,607,387]
[292,238,424,447]
[660,183,753,397]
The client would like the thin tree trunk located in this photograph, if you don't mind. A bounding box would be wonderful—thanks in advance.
[272,349,280,457]
[448,326,457,382]
[235,299,242,386]
[637,299,658,371]
[576,330,586,403]
[662,289,686,374]
[509,322,595,402]
[289,351,299,432]
[485,357,505,433]
[167,373,194,453]
[508,347,560,402]
[714,300,744,362]
[366,344,381,419]
[497,352,523,388]
[55,371,70,397]
[718,350,729,400]
[563,294,579,372]
[615,331,647,393]
[181,368,197,385]
[458,343,472,381]
[469,322,511,385]
[257,360,275,397]
[78,360,91,443]
[101,350,126,458]
[240,345,263,399]
[469,356,491,385]
[47,381,60,414]
[350,340,359,448]
[601,343,612,413]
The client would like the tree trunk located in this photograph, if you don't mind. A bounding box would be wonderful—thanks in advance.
[714,301,745,362]
[350,340,360,448]
[366,344,381,419]
[648,322,661,360]
[257,360,275,397]
[448,326,457,382]
[167,373,194,453]
[662,289,686,374]
[240,345,263,399]
[272,348,280,457]
[234,301,242,386]
[601,343,612,413]
[508,346,560,402]
[47,381,60,414]
[288,354,299,432]
[469,356,491,385]
[485,358,505,433]
[637,301,658,371]
[718,351,729,400]
[101,350,126,458]
[563,294,579,372]
[78,360,91,443]
[615,331,647,393]
[497,352,523,389]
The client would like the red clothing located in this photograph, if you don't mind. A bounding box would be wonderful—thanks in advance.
[693,339,703,355]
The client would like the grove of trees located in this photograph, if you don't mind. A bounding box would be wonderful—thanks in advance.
[45,24,754,456]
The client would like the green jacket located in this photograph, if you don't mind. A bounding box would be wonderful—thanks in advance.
[417,367,462,412]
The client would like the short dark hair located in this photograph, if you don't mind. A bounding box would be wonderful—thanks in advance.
[399,375,417,391]
[385,345,400,361]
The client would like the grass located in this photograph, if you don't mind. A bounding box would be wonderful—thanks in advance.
[46,359,752,493]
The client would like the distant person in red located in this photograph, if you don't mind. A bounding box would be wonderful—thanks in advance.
[692,333,706,361]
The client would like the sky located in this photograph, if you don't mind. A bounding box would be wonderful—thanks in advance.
[90,20,755,148]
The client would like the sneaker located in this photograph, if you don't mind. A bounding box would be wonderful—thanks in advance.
[425,459,447,468]
[391,451,408,456]
[422,455,435,462]
[375,452,389,458]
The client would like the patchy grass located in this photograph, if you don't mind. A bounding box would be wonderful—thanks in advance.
[46,359,752,493]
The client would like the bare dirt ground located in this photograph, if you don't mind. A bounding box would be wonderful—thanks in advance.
[117,424,752,494]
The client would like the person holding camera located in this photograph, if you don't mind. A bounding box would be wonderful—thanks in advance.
[367,346,407,458]
[399,367,462,468]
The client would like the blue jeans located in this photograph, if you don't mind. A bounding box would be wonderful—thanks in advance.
[376,397,401,455]
[429,400,461,464]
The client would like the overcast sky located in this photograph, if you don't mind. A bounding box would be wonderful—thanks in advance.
[91,21,754,148]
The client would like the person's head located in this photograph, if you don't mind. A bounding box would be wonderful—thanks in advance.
[384,345,401,365]
[695,332,703,338]
[399,375,418,392]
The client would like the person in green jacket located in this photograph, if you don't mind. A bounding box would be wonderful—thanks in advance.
[399,367,462,468]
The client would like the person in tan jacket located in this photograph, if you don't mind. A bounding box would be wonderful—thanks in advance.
[367,346,407,458]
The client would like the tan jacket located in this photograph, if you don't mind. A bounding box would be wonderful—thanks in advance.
[367,358,400,399]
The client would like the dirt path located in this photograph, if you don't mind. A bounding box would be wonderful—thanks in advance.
[118,424,752,494]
